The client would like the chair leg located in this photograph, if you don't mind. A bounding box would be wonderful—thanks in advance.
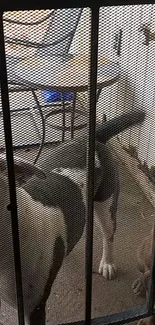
[102,114,107,122]
[30,303,46,325]
[31,90,46,164]
[96,88,107,123]
[71,91,77,139]
[96,88,102,102]
[62,92,66,142]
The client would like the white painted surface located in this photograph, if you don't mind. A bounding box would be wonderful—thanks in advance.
[96,4,155,169]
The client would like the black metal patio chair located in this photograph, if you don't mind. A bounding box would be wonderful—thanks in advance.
[3,8,87,163]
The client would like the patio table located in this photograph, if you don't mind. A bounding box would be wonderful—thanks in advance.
[7,54,120,162]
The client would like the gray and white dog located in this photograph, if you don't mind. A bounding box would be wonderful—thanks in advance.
[0,109,145,324]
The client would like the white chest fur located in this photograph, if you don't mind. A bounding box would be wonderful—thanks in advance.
[0,187,67,316]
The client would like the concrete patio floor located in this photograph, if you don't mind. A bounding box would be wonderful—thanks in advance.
[0,143,154,325]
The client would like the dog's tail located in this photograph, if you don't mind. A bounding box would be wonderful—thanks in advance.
[95,109,145,143]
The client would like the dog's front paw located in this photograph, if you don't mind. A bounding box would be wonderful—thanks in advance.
[132,275,147,297]
[98,260,117,280]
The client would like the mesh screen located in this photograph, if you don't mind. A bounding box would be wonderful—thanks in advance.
[0,5,154,325]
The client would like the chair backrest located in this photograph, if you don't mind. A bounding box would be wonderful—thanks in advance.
[37,8,83,58]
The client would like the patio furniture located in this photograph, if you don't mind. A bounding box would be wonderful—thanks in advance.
[11,55,120,162]
[3,8,84,162]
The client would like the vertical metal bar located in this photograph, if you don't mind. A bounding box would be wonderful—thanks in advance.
[137,5,153,156]
[85,6,99,325]
[71,91,77,139]
[0,13,25,325]
[148,226,155,315]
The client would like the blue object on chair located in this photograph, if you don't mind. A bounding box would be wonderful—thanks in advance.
[42,90,73,103]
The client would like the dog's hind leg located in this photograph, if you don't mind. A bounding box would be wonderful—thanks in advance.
[132,270,151,297]
[94,195,117,280]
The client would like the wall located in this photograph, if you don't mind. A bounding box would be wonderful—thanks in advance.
[72,5,155,169]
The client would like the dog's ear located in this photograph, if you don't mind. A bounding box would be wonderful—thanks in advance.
[0,153,46,182]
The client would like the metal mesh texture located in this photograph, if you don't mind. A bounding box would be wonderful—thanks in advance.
[0,5,154,325]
